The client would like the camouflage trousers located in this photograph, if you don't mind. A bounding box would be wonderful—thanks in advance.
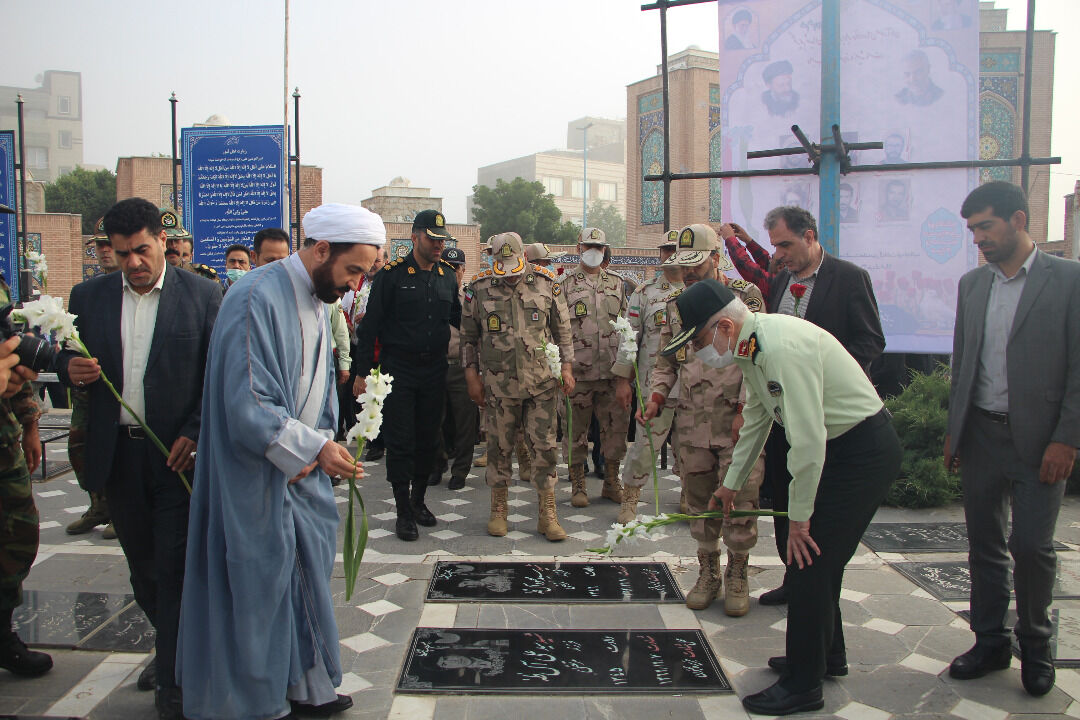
[679,443,764,553]
[68,389,89,488]
[485,388,559,491]
[622,404,676,488]
[566,379,629,466]
[0,442,39,609]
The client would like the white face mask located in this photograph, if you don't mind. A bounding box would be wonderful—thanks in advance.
[581,248,605,268]
[695,324,735,369]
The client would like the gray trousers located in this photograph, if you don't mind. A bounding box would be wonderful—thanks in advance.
[959,411,1066,649]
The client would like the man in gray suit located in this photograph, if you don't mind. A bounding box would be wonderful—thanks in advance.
[945,181,1080,697]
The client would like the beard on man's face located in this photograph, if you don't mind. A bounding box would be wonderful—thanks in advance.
[312,257,350,303]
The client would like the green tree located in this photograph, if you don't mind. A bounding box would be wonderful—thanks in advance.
[587,201,626,247]
[44,167,117,235]
[472,177,577,245]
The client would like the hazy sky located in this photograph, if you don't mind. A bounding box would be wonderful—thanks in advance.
[4,0,1077,238]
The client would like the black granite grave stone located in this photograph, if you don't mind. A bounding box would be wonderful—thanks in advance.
[426,562,684,603]
[892,561,1080,602]
[862,523,1068,553]
[12,590,131,648]
[397,628,730,694]
[77,602,156,652]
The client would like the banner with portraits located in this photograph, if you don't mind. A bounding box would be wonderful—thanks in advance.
[717,0,980,353]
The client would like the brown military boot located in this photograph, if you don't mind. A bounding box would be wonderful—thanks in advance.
[65,493,109,535]
[487,487,508,537]
[536,489,567,542]
[473,450,488,468]
[516,440,532,484]
[724,551,751,617]
[570,465,589,507]
[686,550,722,611]
[601,462,623,503]
[617,485,642,524]
[679,484,689,514]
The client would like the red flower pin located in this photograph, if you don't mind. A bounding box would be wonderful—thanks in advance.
[790,283,807,315]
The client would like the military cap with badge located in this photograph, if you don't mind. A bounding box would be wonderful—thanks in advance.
[662,224,735,272]
[413,209,453,240]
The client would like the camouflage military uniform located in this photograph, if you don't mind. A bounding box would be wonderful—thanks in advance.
[0,281,42,612]
[461,233,574,541]
[652,277,765,613]
[613,274,683,501]
[562,267,630,506]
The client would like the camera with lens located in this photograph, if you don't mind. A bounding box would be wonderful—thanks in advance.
[0,304,56,373]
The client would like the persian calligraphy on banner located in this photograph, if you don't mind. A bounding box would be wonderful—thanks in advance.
[0,131,18,298]
[181,125,288,275]
[718,0,980,353]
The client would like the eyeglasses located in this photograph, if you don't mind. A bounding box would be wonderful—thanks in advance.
[690,322,718,351]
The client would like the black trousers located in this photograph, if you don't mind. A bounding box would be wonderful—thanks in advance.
[107,433,190,690]
[766,426,793,561]
[783,410,901,692]
[381,359,447,490]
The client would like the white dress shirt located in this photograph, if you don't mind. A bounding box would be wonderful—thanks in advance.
[119,268,167,425]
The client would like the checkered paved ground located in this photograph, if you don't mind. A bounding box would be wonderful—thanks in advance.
[10,435,1080,719]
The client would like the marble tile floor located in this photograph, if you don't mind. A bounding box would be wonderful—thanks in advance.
[11,444,1080,719]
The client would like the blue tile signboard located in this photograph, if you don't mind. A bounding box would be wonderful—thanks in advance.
[0,131,18,298]
[181,125,288,276]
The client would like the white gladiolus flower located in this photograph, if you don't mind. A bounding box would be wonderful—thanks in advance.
[542,342,561,378]
[358,414,382,442]
[25,251,45,265]
[13,295,77,341]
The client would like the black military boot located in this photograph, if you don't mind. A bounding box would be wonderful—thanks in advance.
[411,477,437,527]
[392,484,418,541]
[0,609,52,677]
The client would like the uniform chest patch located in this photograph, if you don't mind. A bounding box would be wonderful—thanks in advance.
[654,310,666,326]
[531,311,540,322]
[574,301,588,317]
[463,288,474,303]
[767,380,782,397]
[487,313,502,332]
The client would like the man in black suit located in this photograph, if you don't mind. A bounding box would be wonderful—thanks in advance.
[58,198,222,720]
[945,182,1080,696]
[756,205,885,607]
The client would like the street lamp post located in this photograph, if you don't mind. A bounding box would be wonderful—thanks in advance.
[579,122,594,228]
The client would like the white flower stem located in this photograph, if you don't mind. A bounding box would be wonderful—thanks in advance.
[631,359,660,516]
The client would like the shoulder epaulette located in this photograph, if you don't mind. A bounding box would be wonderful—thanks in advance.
[470,269,494,284]
[384,258,403,271]
[730,279,750,291]
[665,288,683,302]
[531,263,556,281]
[440,258,455,268]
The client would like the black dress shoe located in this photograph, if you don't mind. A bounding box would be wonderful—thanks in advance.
[364,445,384,462]
[949,642,1012,679]
[137,657,157,691]
[448,476,466,490]
[742,680,824,715]
[412,503,437,527]
[396,515,419,541]
[759,584,788,606]
[1020,644,1055,696]
[0,631,52,677]
[768,654,848,677]
[155,686,184,720]
[291,693,354,716]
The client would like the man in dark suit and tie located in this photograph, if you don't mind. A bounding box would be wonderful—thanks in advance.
[756,205,886,607]
[945,181,1080,697]
[58,197,222,720]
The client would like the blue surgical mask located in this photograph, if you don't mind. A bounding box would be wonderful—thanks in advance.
[226,268,248,283]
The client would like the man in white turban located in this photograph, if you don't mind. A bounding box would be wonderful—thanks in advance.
[178,204,385,720]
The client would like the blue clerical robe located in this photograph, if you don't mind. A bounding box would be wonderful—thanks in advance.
[178,256,342,720]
